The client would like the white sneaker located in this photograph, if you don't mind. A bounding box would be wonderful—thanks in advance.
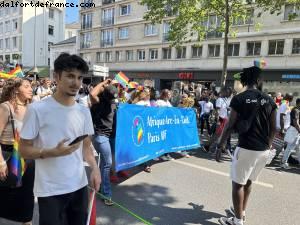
[228,207,246,223]
[281,163,291,169]
[219,217,242,225]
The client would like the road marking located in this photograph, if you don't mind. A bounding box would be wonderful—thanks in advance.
[173,160,274,189]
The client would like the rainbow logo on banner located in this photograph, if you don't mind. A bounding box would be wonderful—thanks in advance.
[114,71,129,88]
[0,66,24,79]
[254,59,267,69]
[132,116,144,146]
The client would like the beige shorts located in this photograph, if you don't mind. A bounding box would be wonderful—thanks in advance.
[231,147,270,185]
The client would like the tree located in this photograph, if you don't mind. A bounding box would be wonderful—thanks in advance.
[141,0,299,87]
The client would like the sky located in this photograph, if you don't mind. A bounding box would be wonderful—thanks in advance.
[66,0,79,23]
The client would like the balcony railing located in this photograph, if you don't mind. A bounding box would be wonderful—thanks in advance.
[162,33,170,42]
[101,40,113,47]
[101,18,114,26]
[206,30,223,39]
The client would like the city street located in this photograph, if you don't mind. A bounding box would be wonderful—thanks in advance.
[1,143,299,225]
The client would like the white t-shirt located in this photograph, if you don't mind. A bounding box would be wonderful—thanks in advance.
[20,97,94,197]
[199,101,214,115]
[276,102,291,130]
[156,99,172,107]
[36,86,53,99]
[216,97,230,119]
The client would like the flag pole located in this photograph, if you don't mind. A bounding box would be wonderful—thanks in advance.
[86,150,100,225]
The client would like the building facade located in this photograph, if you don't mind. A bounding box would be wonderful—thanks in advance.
[65,22,80,39]
[79,1,300,94]
[0,0,65,69]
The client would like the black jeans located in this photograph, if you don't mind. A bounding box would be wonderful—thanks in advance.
[38,186,88,225]
[200,113,211,134]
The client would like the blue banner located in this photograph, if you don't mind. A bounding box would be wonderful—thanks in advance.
[115,104,200,172]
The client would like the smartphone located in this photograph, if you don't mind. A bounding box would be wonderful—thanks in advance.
[69,134,88,146]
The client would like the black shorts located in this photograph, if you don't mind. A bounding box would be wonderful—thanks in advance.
[38,186,88,225]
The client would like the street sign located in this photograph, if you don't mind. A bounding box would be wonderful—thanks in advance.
[93,65,109,73]
[93,71,108,77]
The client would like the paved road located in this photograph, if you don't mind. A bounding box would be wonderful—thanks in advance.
[1,137,300,225]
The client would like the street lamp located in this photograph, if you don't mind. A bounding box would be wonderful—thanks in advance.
[32,66,38,80]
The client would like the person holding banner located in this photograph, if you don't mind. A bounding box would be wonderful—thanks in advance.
[156,89,175,161]
[90,79,118,206]
[19,53,101,225]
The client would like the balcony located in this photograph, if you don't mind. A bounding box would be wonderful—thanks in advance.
[162,33,170,42]
[102,0,115,5]
[101,40,113,47]
[206,30,223,39]
[101,18,114,27]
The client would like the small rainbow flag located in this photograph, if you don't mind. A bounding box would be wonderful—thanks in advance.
[254,59,267,69]
[0,66,24,79]
[9,129,26,187]
[128,81,139,89]
[114,71,129,88]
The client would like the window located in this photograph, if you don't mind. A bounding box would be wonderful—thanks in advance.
[12,37,17,48]
[233,9,254,25]
[0,8,3,17]
[80,32,92,48]
[101,29,114,47]
[163,22,170,42]
[144,24,158,36]
[102,8,114,26]
[49,8,54,19]
[208,44,220,57]
[48,25,54,35]
[192,46,202,58]
[176,47,186,59]
[13,19,18,31]
[105,51,112,62]
[149,49,158,60]
[205,15,222,39]
[82,13,92,29]
[268,40,284,55]
[5,21,10,32]
[0,39,3,49]
[12,6,18,14]
[246,41,261,56]
[120,4,131,16]
[5,38,10,49]
[137,50,145,61]
[162,48,172,59]
[228,43,240,56]
[48,42,53,51]
[116,51,122,61]
[68,31,73,38]
[96,52,105,62]
[126,50,134,61]
[292,39,300,54]
[4,8,9,16]
[5,55,10,62]
[284,4,300,20]
[118,27,128,39]
[0,23,3,34]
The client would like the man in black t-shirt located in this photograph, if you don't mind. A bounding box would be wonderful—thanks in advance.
[216,66,277,225]
[281,98,300,169]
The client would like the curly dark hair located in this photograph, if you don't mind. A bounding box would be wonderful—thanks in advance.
[240,66,262,87]
[0,78,31,107]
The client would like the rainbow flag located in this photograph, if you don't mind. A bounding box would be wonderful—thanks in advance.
[254,59,267,69]
[0,66,24,79]
[9,129,26,187]
[114,72,129,88]
[128,81,139,89]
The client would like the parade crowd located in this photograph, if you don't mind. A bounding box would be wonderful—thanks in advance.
[0,53,299,225]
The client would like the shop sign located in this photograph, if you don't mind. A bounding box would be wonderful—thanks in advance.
[282,74,300,79]
[178,72,193,79]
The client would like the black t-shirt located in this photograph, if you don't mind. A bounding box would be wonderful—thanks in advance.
[290,107,300,127]
[90,99,117,138]
[230,89,277,151]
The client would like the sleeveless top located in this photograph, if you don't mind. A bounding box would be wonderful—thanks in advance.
[0,103,23,145]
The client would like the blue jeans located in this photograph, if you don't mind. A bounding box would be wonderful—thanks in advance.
[282,137,300,164]
[93,135,112,198]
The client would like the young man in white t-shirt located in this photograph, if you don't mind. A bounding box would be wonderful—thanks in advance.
[19,53,101,225]
[276,93,293,135]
